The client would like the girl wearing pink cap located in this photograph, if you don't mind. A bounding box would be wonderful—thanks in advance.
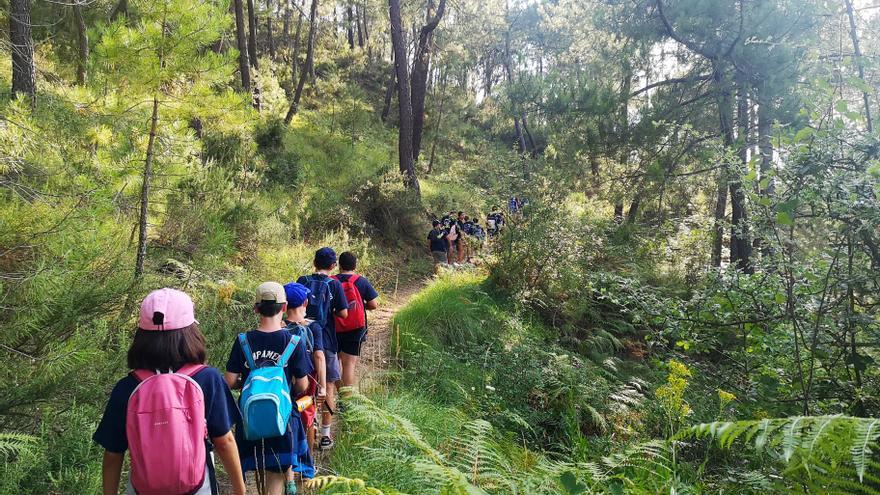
[93,288,246,495]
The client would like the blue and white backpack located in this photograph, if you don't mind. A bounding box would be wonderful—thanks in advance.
[237,332,301,440]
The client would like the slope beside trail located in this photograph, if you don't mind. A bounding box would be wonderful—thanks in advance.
[219,278,427,493]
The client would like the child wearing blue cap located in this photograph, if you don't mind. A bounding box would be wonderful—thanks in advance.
[283,282,324,453]
[297,247,348,450]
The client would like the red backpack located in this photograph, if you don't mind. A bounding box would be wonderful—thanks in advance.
[333,274,366,332]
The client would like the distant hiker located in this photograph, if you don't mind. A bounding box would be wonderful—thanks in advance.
[486,211,498,236]
[508,196,519,214]
[283,282,323,474]
[296,247,349,451]
[445,219,459,264]
[333,251,379,388]
[94,288,246,495]
[429,220,448,271]
[225,282,314,495]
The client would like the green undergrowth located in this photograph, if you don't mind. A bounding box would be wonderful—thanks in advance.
[329,273,880,494]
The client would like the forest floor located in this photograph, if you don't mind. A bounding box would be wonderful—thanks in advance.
[219,278,428,494]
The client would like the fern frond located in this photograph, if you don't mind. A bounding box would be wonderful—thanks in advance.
[306,475,397,494]
[852,418,880,482]
[0,432,37,458]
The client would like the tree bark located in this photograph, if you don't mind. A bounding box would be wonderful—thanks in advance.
[504,33,527,155]
[757,85,774,198]
[356,2,364,48]
[711,64,733,268]
[135,96,161,279]
[73,1,89,85]
[266,0,275,59]
[109,0,128,20]
[843,0,874,133]
[233,0,253,93]
[730,73,753,273]
[389,0,420,194]
[346,3,355,49]
[10,0,36,105]
[427,73,446,174]
[290,0,304,82]
[410,0,446,162]
[247,0,259,67]
[284,0,318,124]
[521,112,537,154]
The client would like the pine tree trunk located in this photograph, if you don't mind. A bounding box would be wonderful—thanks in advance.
[410,0,446,162]
[266,0,275,59]
[388,0,419,194]
[10,0,36,105]
[247,0,259,68]
[427,73,446,174]
[504,33,526,155]
[109,0,128,20]
[290,0,303,83]
[521,113,536,154]
[135,96,160,279]
[730,74,752,273]
[284,0,318,124]
[711,64,733,268]
[346,3,355,49]
[843,0,874,133]
[73,1,89,85]
[233,0,253,93]
[356,3,364,48]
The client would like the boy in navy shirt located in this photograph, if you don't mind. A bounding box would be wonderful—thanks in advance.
[225,282,313,494]
[334,251,380,388]
[297,247,348,450]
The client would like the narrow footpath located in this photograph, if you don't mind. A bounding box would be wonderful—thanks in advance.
[220,279,426,494]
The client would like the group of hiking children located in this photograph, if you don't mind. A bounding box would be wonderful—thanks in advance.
[428,207,513,270]
[94,248,379,495]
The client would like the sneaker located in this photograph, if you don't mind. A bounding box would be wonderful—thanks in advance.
[286,480,297,495]
[319,435,334,450]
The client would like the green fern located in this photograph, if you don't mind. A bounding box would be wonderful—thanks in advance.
[0,432,37,458]
[680,415,880,490]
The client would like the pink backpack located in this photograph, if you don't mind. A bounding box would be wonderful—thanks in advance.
[126,364,208,495]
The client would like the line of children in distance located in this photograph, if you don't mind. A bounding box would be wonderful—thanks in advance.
[428,209,505,269]
[93,248,379,495]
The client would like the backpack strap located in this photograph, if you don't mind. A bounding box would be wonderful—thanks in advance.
[348,274,360,284]
[277,334,302,368]
[238,333,257,370]
[176,363,207,377]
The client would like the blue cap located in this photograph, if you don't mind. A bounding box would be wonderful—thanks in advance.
[315,247,337,266]
[283,282,311,307]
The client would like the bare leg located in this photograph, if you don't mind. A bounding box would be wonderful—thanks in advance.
[264,470,286,495]
[340,352,359,388]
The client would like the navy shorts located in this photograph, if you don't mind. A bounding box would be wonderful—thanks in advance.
[337,328,367,356]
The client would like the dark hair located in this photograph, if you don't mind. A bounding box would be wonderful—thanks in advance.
[314,256,335,270]
[256,300,285,317]
[128,323,207,371]
[432,220,440,227]
[339,251,358,271]
[457,211,464,216]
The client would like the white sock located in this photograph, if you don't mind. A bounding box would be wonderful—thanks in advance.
[322,425,331,437]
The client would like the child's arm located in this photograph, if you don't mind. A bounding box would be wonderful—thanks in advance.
[223,372,241,390]
[102,451,124,495]
[212,431,246,495]
[292,375,309,396]
[314,350,327,398]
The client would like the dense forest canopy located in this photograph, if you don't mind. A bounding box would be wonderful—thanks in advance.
[1,0,879,493]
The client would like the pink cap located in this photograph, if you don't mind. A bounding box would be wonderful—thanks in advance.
[138,288,197,331]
